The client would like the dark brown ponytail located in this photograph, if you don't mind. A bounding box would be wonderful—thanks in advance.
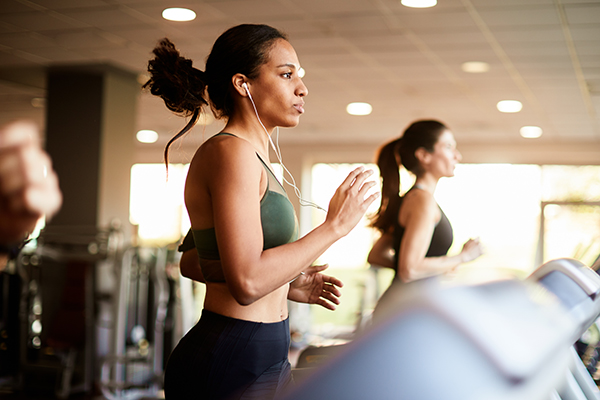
[370,119,448,233]
[143,38,208,166]
[370,138,402,233]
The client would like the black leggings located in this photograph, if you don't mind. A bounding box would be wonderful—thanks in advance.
[164,310,293,400]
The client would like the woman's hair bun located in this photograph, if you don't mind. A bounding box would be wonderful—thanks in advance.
[143,38,208,116]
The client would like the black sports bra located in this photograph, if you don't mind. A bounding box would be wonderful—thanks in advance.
[391,189,454,276]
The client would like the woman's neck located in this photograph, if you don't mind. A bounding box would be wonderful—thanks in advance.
[414,175,438,194]
[223,117,273,160]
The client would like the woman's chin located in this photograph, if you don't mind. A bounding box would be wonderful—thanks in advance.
[280,119,301,129]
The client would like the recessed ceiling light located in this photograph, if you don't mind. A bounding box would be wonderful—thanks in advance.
[401,0,437,8]
[346,102,372,116]
[496,100,523,113]
[137,130,159,143]
[162,8,196,22]
[520,126,543,139]
[31,97,45,108]
[298,67,306,78]
[461,61,490,73]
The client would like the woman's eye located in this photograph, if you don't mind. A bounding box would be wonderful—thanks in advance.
[283,72,292,79]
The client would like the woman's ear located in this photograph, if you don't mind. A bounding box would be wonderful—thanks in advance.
[232,74,249,97]
[414,147,431,166]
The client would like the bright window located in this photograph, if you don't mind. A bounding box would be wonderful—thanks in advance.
[305,163,600,339]
[541,165,600,266]
[128,162,600,337]
[436,164,542,278]
[129,164,190,246]
[309,163,600,278]
[310,163,381,269]
[542,165,600,202]
[128,162,600,268]
[543,203,600,266]
[129,163,283,246]
[309,163,544,277]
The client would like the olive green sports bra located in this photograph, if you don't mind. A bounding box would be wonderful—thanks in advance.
[178,133,298,282]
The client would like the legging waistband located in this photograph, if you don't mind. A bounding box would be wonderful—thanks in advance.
[200,309,290,340]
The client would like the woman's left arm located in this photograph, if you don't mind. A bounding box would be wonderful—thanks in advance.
[177,230,206,283]
[367,232,395,269]
[180,248,205,283]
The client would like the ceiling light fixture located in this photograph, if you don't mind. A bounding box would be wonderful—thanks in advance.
[520,126,543,139]
[461,61,490,73]
[496,100,523,113]
[31,97,45,108]
[346,102,373,116]
[162,8,196,22]
[401,0,437,8]
[137,130,159,143]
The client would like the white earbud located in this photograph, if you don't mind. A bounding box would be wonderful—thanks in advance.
[242,82,250,95]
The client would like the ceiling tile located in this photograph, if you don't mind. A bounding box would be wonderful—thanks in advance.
[564,3,600,25]
[0,10,89,31]
[0,0,597,149]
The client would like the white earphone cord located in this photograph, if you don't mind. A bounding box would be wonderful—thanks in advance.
[246,87,326,212]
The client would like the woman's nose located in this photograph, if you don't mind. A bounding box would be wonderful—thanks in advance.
[297,79,308,97]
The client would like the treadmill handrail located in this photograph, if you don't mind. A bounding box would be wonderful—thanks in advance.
[529,258,600,300]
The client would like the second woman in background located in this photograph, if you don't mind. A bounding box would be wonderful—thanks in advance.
[368,120,483,284]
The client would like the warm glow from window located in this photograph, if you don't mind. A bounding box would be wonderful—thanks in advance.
[145,161,598,338]
[436,164,541,277]
[311,164,380,269]
[543,204,600,266]
[129,164,190,246]
[129,163,284,246]
[310,163,543,277]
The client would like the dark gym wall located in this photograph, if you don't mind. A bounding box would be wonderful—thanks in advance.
[45,64,138,240]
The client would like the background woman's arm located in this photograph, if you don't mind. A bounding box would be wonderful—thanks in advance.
[367,232,395,269]
[397,192,483,282]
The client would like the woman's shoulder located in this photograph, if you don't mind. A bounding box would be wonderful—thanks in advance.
[401,189,439,221]
[200,132,252,151]
[403,188,436,207]
[194,132,256,166]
